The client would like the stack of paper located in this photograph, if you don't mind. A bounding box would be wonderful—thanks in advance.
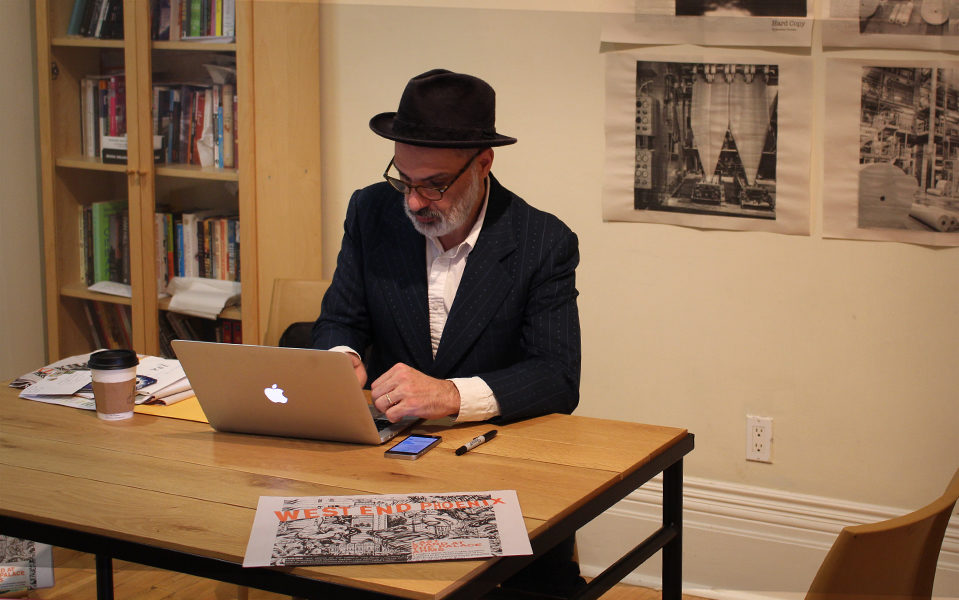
[9,351,193,411]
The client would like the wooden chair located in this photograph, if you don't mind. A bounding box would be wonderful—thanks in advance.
[262,278,330,347]
[805,466,959,600]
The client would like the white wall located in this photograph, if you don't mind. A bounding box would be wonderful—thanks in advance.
[316,2,958,595]
[0,0,46,381]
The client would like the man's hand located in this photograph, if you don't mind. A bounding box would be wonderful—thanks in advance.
[346,352,367,387]
[371,363,460,422]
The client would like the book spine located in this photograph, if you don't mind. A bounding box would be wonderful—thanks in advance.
[214,84,222,168]
[68,0,88,35]
[182,213,198,278]
[189,0,201,37]
[92,301,118,348]
[93,0,110,38]
[175,219,184,277]
[98,79,109,158]
[165,213,175,284]
[218,218,228,280]
[226,217,237,281]
[221,83,234,168]
[91,201,120,283]
[83,301,104,348]
[170,0,182,41]
[222,0,235,37]
[80,0,100,37]
[155,214,167,290]
[81,78,96,157]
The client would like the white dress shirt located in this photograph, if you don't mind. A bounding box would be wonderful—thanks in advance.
[424,179,500,422]
[333,177,500,422]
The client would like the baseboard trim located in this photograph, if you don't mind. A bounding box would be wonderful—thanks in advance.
[578,475,959,599]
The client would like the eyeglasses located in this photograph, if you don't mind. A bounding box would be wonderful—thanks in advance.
[383,150,483,202]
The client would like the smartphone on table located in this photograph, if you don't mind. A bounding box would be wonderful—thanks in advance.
[384,434,442,460]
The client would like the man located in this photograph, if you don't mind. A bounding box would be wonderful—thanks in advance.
[312,69,581,427]
[312,69,584,597]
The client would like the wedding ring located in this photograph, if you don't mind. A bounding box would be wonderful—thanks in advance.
[386,393,395,407]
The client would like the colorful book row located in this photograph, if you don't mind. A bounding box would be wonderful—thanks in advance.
[154,211,240,289]
[152,82,236,168]
[151,0,236,42]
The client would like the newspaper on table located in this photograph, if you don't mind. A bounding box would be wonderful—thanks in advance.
[0,535,54,593]
[243,491,532,567]
[9,351,191,410]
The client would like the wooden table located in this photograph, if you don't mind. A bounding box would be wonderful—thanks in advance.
[0,385,693,600]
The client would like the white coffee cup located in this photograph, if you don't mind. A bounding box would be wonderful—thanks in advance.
[88,350,139,421]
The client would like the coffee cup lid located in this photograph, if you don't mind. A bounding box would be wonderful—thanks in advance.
[88,349,139,370]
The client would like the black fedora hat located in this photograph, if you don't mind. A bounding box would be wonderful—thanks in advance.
[370,69,517,148]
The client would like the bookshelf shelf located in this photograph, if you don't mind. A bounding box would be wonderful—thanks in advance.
[155,163,238,181]
[60,282,132,306]
[37,0,324,360]
[55,155,128,172]
[52,36,124,48]
[152,40,237,52]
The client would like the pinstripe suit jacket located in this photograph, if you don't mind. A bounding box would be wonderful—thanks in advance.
[311,174,580,423]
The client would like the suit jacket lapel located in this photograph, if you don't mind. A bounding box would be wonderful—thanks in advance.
[372,204,434,369]
[432,178,516,375]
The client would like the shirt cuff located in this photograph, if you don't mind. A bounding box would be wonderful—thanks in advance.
[328,345,360,358]
[450,377,500,422]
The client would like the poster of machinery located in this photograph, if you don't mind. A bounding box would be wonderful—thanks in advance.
[604,50,811,235]
[823,60,959,246]
[823,0,959,50]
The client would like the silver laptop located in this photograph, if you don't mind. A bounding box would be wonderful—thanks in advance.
[172,340,416,444]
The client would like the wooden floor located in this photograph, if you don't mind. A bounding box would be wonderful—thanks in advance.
[11,547,709,600]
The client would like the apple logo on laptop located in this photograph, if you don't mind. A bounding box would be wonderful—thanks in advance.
[264,384,288,404]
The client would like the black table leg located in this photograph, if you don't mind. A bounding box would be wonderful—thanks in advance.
[661,458,683,600]
[96,554,114,600]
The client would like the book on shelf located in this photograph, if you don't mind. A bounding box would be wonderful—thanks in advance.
[160,312,241,357]
[152,82,236,168]
[68,0,124,39]
[82,300,132,350]
[151,0,235,42]
[100,135,164,164]
[79,74,125,160]
[151,210,240,286]
[85,199,127,285]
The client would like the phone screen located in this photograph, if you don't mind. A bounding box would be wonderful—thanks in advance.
[385,434,442,459]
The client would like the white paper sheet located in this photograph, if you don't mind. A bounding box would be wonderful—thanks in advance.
[602,0,813,48]
[166,276,241,319]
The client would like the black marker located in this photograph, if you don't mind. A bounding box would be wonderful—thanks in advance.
[455,430,497,456]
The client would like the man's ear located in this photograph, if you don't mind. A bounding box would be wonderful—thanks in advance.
[477,148,494,178]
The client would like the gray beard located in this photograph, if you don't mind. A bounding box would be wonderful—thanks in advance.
[404,170,484,239]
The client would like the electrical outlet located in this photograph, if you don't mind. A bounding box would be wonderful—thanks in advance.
[746,415,773,463]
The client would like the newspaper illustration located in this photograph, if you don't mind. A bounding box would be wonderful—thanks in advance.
[0,536,54,593]
[243,491,532,567]
[9,351,191,409]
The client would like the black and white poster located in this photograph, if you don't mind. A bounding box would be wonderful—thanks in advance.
[823,60,959,245]
[823,0,959,50]
[604,49,811,235]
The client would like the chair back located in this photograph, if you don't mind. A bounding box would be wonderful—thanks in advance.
[263,278,330,347]
[805,466,959,600]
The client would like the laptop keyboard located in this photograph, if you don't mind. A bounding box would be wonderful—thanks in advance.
[374,418,392,431]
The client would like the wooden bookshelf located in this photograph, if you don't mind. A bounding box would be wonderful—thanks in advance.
[35,0,324,359]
